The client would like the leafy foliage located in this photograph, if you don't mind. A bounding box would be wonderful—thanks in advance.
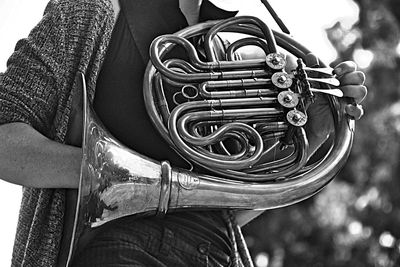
[243,1,400,266]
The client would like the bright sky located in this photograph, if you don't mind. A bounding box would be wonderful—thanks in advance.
[0,0,358,265]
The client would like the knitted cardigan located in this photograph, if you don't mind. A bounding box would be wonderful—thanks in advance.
[0,0,115,265]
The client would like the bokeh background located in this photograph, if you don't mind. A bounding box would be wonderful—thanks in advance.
[242,1,400,267]
[0,0,399,266]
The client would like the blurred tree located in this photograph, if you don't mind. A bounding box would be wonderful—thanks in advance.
[243,1,400,266]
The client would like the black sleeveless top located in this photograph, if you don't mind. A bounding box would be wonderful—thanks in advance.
[93,0,237,254]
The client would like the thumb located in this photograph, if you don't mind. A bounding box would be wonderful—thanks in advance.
[345,103,364,120]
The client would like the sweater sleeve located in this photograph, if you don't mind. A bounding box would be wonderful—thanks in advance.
[0,2,67,135]
[0,0,115,137]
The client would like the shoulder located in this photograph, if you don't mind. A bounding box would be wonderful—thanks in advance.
[44,0,116,22]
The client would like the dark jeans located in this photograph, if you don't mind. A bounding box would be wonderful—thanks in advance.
[71,217,231,267]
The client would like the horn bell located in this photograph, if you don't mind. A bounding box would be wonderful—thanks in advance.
[67,17,355,265]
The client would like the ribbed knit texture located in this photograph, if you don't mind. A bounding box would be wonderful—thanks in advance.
[0,0,115,266]
[0,1,255,266]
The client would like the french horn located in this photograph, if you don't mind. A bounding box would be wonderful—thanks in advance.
[66,6,355,265]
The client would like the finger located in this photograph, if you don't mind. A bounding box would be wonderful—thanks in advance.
[333,61,357,77]
[338,71,366,86]
[340,85,367,104]
[345,104,364,120]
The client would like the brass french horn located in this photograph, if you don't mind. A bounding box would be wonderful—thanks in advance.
[66,10,355,266]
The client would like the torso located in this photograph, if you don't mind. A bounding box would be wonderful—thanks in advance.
[90,0,232,258]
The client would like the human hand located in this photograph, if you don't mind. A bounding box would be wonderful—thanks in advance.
[333,61,367,119]
[305,61,367,154]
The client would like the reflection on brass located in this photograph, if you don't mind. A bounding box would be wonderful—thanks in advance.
[67,16,355,265]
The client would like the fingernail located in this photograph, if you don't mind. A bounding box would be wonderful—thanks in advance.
[358,72,366,83]
[345,104,364,120]
[334,67,342,75]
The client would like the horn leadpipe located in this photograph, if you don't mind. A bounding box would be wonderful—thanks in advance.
[67,16,356,267]
[77,82,352,230]
[79,87,352,226]
[226,37,271,61]
[203,16,278,62]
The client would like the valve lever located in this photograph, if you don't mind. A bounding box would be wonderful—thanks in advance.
[303,66,334,76]
[309,88,343,97]
[307,77,340,86]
